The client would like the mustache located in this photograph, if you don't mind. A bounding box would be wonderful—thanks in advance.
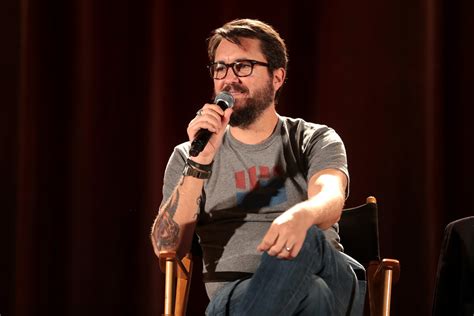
[223,83,249,94]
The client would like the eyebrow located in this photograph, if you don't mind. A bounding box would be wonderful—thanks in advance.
[214,58,252,64]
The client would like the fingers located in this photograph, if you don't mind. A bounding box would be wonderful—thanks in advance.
[258,221,307,260]
[275,239,296,259]
[257,227,279,252]
[186,104,233,161]
[258,225,298,259]
[189,106,220,132]
[221,107,233,126]
[266,230,287,256]
[282,242,303,259]
[200,104,225,122]
[187,104,228,140]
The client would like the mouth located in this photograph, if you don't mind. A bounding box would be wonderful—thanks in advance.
[228,91,247,98]
[222,84,249,98]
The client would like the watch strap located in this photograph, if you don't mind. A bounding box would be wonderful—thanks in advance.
[182,163,212,179]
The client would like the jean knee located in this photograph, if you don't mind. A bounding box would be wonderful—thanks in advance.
[295,275,335,315]
[298,225,327,255]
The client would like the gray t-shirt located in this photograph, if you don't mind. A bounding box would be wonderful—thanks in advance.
[161,115,349,298]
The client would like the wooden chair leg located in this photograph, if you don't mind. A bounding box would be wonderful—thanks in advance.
[382,268,393,316]
[159,251,193,316]
[175,254,193,316]
[368,259,400,316]
[164,257,175,316]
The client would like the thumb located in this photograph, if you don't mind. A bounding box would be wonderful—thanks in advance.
[216,108,233,136]
[222,107,233,124]
[213,108,233,141]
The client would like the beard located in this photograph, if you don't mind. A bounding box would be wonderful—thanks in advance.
[219,79,275,128]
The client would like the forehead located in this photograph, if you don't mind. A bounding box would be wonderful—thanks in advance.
[214,37,266,63]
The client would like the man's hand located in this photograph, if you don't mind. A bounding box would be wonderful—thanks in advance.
[187,104,233,164]
[257,169,347,260]
[257,207,313,259]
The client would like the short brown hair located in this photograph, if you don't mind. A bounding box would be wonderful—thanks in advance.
[207,19,288,99]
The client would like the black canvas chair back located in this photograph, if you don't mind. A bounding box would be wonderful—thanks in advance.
[338,197,381,267]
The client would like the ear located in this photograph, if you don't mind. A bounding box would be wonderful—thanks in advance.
[272,68,286,91]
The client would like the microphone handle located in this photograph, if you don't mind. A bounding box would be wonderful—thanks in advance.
[189,129,212,157]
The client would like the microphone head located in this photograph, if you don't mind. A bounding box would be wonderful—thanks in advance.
[214,91,235,109]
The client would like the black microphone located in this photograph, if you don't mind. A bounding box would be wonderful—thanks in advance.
[189,91,235,157]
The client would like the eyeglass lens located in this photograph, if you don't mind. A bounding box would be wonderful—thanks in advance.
[211,61,253,79]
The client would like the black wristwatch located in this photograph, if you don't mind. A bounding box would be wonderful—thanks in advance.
[182,164,211,179]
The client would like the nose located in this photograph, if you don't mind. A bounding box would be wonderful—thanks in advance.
[222,66,240,84]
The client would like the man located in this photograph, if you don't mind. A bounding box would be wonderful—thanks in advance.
[151,19,364,315]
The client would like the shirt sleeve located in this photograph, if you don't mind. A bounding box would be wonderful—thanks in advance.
[304,125,350,197]
[160,143,189,209]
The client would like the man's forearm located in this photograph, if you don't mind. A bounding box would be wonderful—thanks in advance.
[298,189,345,230]
[151,175,205,256]
[303,169,347,229]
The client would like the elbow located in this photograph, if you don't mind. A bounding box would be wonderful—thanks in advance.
[320,198,344,230]
[319,215,340,230]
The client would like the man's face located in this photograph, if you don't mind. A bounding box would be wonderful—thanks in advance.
[213,38,276,128]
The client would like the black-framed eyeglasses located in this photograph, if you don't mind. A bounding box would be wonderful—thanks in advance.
[208,59,269,80]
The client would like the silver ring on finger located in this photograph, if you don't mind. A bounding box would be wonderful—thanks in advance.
[285,245,293,252]
[196,109,204,116]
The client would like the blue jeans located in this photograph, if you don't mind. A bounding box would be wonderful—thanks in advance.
[206,226,366,316]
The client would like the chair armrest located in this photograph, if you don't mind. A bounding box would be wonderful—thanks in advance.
[374,259,400,284]
[159,251,191,279]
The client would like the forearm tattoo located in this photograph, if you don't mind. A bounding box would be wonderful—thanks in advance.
[151,175,203,252]
[153,189,181,251]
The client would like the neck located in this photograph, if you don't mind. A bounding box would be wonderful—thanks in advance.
[229,105,279,145]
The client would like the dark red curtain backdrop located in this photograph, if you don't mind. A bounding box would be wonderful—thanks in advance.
[1,0,473,315]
